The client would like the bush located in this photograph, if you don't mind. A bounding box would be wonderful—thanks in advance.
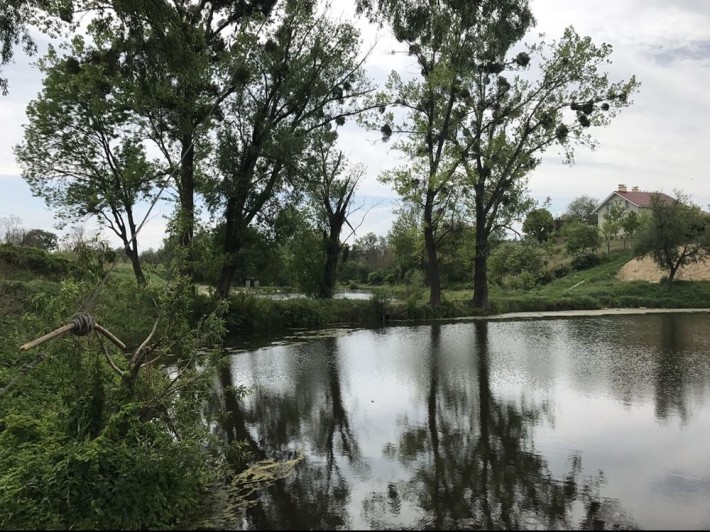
[0,277,223,530]
[572,253,600,271]
[0,243,72,279]
[552,264,571,279]
[0,408,210,530]
[489,241,547,288]
[369,288,390,321]
[367,271,385,285]
[503,271,538,291]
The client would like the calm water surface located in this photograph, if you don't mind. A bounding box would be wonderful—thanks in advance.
[220,313,710,530]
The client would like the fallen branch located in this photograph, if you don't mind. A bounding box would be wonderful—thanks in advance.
[564,279,586,292]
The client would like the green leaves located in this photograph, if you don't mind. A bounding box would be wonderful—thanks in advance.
[15,36,167,283]
[634,192,710,282]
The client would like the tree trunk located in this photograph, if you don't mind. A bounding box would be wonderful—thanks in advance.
[424,197,441,307]
[320,231,341,298]
[217,200,242,299]
[179,133,195,262]
[472,212,489,311]
[122,212,145,285]
[126,246,146,285]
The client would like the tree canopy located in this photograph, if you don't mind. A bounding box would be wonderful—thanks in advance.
[523,207,554,243]
[565,194,599,225]
[634,192,710,282]
[363,0,638,309]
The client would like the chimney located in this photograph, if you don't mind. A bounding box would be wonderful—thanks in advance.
[618,184,627,192]
[632,186,639,192]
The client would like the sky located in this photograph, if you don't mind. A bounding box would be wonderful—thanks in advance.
[1,0,710,251]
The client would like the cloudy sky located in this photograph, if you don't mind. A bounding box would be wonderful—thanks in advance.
[1,0,709,250]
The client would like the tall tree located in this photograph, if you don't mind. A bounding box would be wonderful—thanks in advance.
[361,1,637,309]
[455,23,637,310]
[360,0,523,306]
[565,194,599,225]
[205,0,373,298]
[15,41,166,284]
[634,192,710,283]
[302,131,363,298]
[81,0,280,270]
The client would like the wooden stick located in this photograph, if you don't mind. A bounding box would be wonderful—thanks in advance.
[564,279,586,293]
[19,324,74,351]
[95,324,127,350]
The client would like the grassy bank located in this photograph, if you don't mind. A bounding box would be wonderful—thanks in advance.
[216,250,710,331]
[488,251,710,314]
[4,246,710,335]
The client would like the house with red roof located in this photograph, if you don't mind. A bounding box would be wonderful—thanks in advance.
[592,184,675,236]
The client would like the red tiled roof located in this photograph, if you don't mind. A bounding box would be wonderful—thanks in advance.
[615,190,675,208]
[592,190,676,213]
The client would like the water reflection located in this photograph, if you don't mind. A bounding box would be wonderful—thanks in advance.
[361,322,634,530]
[229,338,364,529]
[223,313,710,530]
[655,315,687,422]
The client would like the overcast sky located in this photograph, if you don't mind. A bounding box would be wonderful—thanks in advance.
[1,0,709,251]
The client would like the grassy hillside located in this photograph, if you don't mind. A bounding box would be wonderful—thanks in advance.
[488,249,710,314]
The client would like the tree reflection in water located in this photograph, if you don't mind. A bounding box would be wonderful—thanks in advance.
[235,337,361,529]
[362,322,636,530]
[655,314,688,423]
[217,323,638,530]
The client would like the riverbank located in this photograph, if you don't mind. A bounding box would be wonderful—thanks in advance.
[448,307,710,322]
[208,250,710,331]
[213,280,710,332]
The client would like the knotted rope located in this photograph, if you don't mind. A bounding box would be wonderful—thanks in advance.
[69,313,95,336]
[19,313,126,351]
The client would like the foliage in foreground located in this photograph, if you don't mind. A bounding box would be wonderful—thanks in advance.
[0,273,228,529]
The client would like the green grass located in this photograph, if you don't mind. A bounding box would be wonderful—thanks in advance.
[218,248,710,331]
[488,250,710,314]
[4,245,710,336]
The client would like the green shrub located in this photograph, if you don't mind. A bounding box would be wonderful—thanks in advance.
[0,275,224,530]
[552,264,571,279]
[367,271,385,285]
[0,407,210,530]
[0,243,72,280]
[572,253,600,271]
[503,271,538,291]
[489,241,547,288]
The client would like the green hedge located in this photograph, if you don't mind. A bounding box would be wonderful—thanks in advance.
[0,244,72,279]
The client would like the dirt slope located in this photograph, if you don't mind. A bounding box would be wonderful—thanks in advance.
[617,255,710,282]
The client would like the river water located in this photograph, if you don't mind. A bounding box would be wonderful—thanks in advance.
[219,312,710,530]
